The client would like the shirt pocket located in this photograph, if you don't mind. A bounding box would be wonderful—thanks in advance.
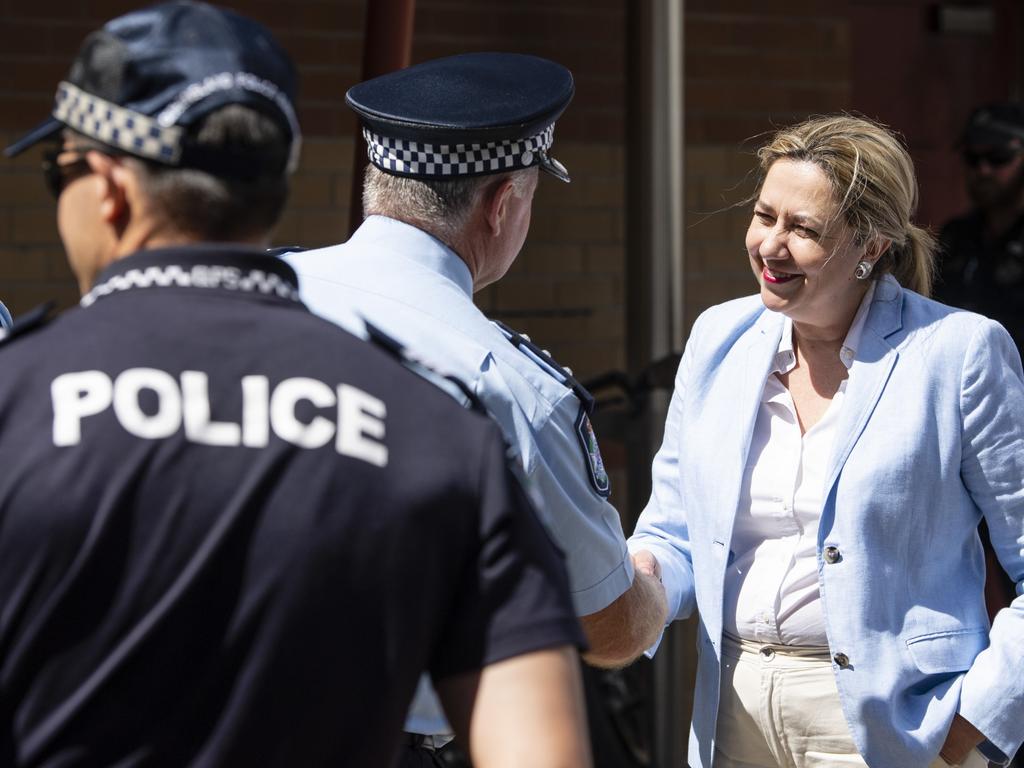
[906,628,989,675]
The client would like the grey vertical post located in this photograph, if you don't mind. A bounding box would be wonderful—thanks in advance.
[626,0,691,766]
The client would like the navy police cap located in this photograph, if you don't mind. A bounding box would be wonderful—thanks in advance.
[348,53,573,183]
[4,1,301,176]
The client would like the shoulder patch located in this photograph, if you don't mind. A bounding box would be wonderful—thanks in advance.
[492,320,596,414]
[362,318,486,414]
[574,405,610,497]
[0,302,54,347]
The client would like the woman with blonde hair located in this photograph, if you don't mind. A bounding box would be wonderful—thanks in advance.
[630,115,1024,767]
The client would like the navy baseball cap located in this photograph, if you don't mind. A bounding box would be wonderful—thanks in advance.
[960,102,1024,148]
[4,1,301,175]
[348,52,574,183]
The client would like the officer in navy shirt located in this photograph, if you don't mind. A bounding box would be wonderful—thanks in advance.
[0,4,591,767]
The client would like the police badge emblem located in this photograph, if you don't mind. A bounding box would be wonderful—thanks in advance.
[575,406,610,497]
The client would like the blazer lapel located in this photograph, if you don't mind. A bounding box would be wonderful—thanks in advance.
[824,276,904,495]
[713,310,784,545]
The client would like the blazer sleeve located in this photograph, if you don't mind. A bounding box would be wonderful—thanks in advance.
[628,315,701,650]
[956,318,1024,762]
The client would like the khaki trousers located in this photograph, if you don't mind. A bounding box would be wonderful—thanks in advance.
[713,634,988,768]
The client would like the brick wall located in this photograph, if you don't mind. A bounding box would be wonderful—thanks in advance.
[0,0,630,384]
[682,0,853,330]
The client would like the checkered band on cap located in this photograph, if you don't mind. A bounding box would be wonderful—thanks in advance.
[54,82,184,164]
[364,124,556,178]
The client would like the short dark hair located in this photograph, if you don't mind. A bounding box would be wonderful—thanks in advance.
[74,104,291,242]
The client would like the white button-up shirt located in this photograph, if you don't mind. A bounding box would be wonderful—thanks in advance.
[723,282,875,646]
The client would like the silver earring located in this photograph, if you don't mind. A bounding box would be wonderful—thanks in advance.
[854,260,873,280]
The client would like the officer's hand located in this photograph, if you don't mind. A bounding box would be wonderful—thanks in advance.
[631,549,662,583]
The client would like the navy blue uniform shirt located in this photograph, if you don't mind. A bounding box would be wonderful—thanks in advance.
[0,245,583,767]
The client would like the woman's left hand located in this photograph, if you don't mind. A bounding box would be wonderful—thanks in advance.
[939,713,986,765]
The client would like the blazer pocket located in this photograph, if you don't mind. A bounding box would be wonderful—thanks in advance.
[906,628,989,675]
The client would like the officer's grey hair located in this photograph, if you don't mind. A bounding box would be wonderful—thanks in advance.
[362,164,536,240]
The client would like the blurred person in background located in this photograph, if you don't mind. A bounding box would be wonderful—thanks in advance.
[936,106,1024,681]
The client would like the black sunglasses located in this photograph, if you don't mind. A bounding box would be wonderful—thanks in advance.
[41,147,94,200]
[962,146,1021,169]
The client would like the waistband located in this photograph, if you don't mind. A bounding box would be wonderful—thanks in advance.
[722,632,833,664]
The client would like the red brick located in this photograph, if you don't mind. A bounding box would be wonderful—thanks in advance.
[288,173,334,208]
[686,50,848,83]
[2,281,79,315]
[0,59,68,93]
[687,15,849,53]
[584,245,625,275]
[49,23,97,56]
[11,207,60,245]
[300,137,355,172]
[491,276,555,312]
[0,20,55,56]
[518,243,584,275]
[295,104,350,138]
[0,94,57,132]
[0,246,50,280]
[277,31,363,70]
[8,1,87,22]
[0,170,50,206]
[687,0,847,12]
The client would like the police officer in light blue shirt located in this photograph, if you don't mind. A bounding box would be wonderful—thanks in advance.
[0,301,11,329]
[284,53,669,766]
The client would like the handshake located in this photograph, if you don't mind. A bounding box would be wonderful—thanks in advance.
[632,549,662,584]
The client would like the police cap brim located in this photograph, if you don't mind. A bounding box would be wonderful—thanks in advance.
[347,52,573,182]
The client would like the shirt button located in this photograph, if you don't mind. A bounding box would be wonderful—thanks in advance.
[833,652,850,668]
[824,546,841,564]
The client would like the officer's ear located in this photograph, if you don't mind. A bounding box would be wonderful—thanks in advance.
[87,152,131,227]
[482,176,517,238]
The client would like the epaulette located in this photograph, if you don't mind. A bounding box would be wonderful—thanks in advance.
[362,319,487,415]
[492,320,596,415]
[265,246,308,258]
[0,302,55,347]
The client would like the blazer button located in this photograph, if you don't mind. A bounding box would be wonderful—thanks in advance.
[833,652,850,669]
[824,546,841,564]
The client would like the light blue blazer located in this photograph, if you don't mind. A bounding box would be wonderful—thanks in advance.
[630,275,1024,767]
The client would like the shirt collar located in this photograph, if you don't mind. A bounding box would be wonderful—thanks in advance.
[80,244,301,308]
[352,215,474,298]
[773,279,877,374]
[839,279,875,369]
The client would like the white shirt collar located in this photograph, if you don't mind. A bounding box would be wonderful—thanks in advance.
[773,279,876,374]
[353,215,474,298]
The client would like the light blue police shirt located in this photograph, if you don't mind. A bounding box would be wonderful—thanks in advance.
[0,301,11,329]
[284,215,633,736]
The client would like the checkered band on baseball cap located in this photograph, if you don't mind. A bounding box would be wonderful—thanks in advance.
[3,2,301,176]
[55,82,185,164]
[364,124,557,179]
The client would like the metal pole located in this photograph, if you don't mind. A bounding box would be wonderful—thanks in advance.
[626,0,689,765]
[349,0,417,236]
